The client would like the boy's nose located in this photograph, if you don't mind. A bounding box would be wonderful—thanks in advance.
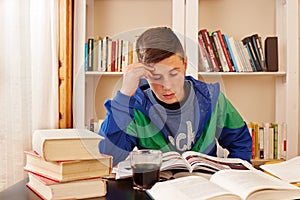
[161,79,172,89]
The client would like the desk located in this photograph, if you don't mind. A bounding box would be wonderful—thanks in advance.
[0,178,151,200]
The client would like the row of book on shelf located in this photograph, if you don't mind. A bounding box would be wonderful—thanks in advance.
[85,36,138,72]
[87,118,287,161]
[248,121,287,161]
[84,28,278,73]
[86,117,286,162]
[24,128,112,199]
[198,29,278,73]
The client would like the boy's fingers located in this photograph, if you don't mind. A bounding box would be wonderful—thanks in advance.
[143,64,155,71]
[143,70,153,79]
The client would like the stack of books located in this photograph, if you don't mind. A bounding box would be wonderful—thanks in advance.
[24,128,112,199]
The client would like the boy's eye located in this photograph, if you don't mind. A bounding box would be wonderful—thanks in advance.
[152,75,162,80]
[170,71,178,76]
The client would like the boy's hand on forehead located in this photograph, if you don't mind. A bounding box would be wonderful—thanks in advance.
[120,62,154,96]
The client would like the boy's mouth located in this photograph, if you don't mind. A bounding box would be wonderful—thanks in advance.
[163,93,175,99]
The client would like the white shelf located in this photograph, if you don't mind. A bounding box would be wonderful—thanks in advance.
[199,72,286,77]
[85,71,123,76]
[86,71,286,77]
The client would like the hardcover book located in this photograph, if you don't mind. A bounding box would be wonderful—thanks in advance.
[227,37,244,72]
[208,32,222,71]
[87,38,94,71]
[223,35,239,72]
[198,29,220,72]
[93,39,98,71]
[32,128,105,161]
[234,40,249,72]
[215,30,234,72]
[264,36,278,72]
[27,172,107,200]
[212,32,229,72]
[97,39,103,72]
[198,34,213,72]
[24,151,112,182]
[242,36,261,71]
[251,34,267,71]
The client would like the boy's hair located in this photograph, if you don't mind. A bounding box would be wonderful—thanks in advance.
[136,27,185,65]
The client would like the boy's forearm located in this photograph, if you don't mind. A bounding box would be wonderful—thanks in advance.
[98,91,137,164]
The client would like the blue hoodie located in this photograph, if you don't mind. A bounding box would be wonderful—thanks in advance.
[99,76,252,165]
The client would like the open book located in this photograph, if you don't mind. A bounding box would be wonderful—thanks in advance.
[115,151,253,179]
[146,169,300,200]
[260,156,300,183]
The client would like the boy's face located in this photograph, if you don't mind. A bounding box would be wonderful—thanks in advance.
[147,54,187,104]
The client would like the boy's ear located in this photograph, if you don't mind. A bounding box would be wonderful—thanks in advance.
[183,57,188,72]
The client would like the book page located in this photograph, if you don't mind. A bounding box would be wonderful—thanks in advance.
[160,151,191,172]
[260,157,300,183]
[115,151,190,179]
[182,151,253,172]
[114,159,132,179]
[210,169,300,200]
[160,171,213,180]
[147,176,241,200]
[115,151,254,179]
[33,128,104,140]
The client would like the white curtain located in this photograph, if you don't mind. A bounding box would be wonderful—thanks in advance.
[0,0,59,191]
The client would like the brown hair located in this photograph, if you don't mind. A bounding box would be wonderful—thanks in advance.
[136,27,185,65]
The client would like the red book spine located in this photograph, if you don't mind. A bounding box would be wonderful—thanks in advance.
[216,30,234,72]
[111,40,116,72]
[199,29,220,72]
[251,128,255,159]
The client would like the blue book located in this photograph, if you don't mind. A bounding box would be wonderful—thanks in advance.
[244,43,257,72]
[84,42,88,71]
[223,34,239,72]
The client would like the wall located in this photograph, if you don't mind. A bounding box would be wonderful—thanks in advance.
[198,0,276,123]
[299,0,300,154]
[92,0,172,119]
[91,0,289,126]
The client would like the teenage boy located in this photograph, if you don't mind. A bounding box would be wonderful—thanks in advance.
[98,27,252,165]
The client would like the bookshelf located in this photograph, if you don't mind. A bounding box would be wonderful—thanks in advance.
[73,0,299,159]
[73,0,172,128]
[173,0,299,159]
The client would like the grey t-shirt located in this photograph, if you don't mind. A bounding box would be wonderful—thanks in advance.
[146,80,200,152]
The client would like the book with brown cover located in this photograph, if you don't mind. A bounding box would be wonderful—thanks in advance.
[24,150,112,182]
[32,128,105,161]
[215,30,234,72]
[265,37,278,72]
[199,29,220,72]
[27,172,107,199]
[208,32,223,71]
[198,34,213,72]
[212,32,229,72]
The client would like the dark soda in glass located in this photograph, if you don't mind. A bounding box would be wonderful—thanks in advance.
[132,163,160,190]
